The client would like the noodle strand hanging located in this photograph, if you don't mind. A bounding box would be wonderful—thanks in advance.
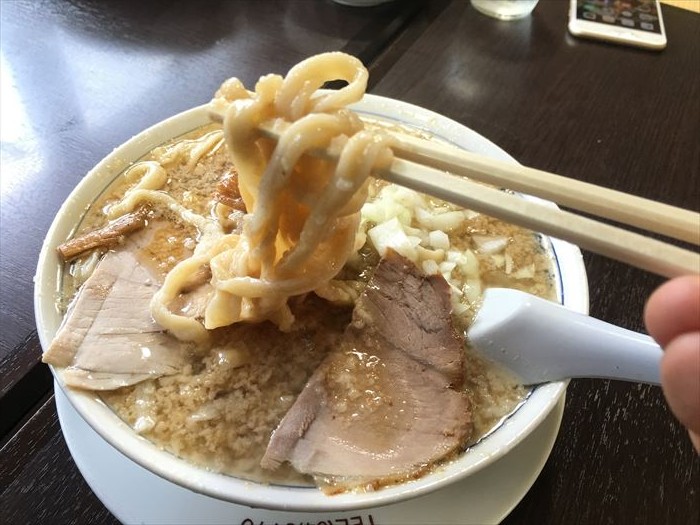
[146,52,394,336]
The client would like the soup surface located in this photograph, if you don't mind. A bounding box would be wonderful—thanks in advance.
[56,122,556,488]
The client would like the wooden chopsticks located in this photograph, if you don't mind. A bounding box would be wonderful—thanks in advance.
[389,132,699,245]
[386,157,699,278]
[249,118,699,278]
[381,131,700,279]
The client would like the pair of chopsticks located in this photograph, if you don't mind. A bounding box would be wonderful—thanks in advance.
[211,108,699,278]
[380,131,700,279]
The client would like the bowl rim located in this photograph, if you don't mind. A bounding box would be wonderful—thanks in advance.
[34,94,588,512]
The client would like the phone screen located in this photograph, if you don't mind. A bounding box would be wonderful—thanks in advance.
[576,0,662,34]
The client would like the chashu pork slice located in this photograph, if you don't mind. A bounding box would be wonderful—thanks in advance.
[261,251,472,488]
[43,236,189,390]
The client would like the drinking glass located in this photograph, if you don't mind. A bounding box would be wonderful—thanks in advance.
[470,0,540,20]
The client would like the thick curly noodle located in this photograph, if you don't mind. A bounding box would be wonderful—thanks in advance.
[109,52,394,342]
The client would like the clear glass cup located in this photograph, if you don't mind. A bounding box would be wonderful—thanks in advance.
[470,0,540,20]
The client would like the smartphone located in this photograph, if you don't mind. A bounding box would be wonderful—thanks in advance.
[568,0,667,50]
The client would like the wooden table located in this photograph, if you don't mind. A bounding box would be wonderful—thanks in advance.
[1,1,698,523]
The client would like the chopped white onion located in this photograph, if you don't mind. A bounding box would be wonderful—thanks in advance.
[416,246,445,262]
[134,416,156,433]
[449,282,464,297]
[452,301,470,317]
[368,217,417,261]
[461,249,480,277]
[407,235,422,248]
[513,263,536,279]
[439,261,457,275]
[446,249,465,264]
[188,403,220,423]
[463,278,482,304]
[422,259,440,275]
[490,254,505,268]
[361,199,410,225]
[390,186,425,209]
[403,224,428,243]
[416,209,466,232]
[472,235,508,254]
[361,182,532,313]
[505,253,514,274]
[428,230,450,250]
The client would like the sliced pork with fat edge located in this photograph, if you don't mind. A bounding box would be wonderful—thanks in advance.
[261,251,472,489]
[43,234,190,390]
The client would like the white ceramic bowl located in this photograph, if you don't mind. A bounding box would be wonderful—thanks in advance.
[35,95,588,512]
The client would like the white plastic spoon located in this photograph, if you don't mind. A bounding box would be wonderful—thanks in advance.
[467,288,663,385]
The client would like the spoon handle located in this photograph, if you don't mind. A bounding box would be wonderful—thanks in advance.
[469,288,664,385]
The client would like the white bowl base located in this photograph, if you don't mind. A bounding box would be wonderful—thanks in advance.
[56,383,564,525]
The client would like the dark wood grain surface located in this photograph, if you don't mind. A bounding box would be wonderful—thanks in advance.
[1,1,698,524]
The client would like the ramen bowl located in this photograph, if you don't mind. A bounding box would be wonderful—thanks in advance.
[34,95,588,514]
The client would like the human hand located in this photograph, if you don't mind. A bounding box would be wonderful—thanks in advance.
[644,275,700,452]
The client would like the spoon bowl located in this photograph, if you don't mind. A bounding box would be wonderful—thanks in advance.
[468,288,663,385]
